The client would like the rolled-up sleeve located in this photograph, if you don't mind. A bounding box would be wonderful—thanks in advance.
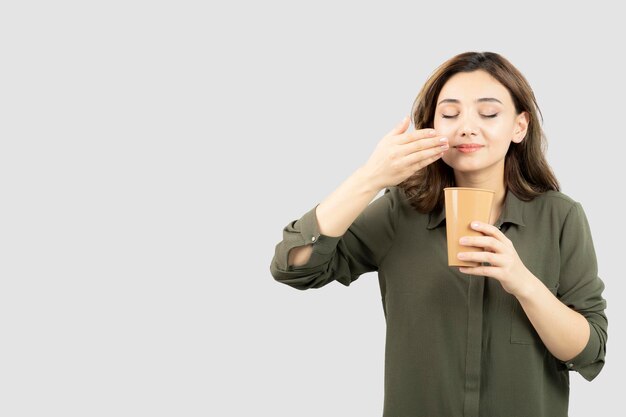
[557,202,608,381]
[269,187,398,290]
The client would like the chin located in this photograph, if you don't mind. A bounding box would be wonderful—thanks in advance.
[444,159,487,173]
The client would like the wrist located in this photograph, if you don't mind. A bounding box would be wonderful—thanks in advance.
[514,272,543,303]
[354,166,384,195]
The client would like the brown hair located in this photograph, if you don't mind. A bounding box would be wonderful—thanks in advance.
[399,51,559,213]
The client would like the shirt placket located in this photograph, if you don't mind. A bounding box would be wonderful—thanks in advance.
[463,274,485,417]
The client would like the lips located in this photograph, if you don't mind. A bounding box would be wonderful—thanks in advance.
[454,144,484,154]
[454,144,484,149]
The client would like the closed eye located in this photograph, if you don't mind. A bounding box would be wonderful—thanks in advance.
[441,113,499,119]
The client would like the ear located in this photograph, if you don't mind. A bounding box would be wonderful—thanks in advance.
[512,111,529,144]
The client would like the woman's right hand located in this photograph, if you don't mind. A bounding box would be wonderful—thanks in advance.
[362,116,449,190]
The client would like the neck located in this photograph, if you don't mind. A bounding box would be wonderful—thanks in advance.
[454,169,506,225]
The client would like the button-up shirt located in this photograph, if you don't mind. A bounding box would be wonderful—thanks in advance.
[269,186,608,417]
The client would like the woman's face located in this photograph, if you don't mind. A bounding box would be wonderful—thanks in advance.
[434,70,528,175]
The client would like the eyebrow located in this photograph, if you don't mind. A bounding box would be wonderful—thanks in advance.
[437,97,503,106]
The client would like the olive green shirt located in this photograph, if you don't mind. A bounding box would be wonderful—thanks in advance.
[269,186,608,417]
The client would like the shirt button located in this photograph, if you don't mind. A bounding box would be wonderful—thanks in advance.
[567,363,574,369]
[311,236,316,242]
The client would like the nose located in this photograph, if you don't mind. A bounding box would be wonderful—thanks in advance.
[459,124,478,137]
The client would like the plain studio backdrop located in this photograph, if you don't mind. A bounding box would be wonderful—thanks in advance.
[0,1,622,416]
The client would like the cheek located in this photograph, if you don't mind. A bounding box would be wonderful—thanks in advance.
[487,127,515,146]
[487,118,517,134]
[433,119,455,135]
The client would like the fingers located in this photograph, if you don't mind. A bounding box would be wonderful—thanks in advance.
[388,115,439,144]
[465,223,512,248]
[404,144,447,169]
[388,115,411,136]
[458,235,504,253]
[469,221,508,241]
[405,135,448,154]
[458,265,499,277]
[387,118,448,171]
[395,125,439,143]
[457,251,501,266]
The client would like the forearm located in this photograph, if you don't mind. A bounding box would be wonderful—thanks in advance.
[288,167,380,267]
[516,274,590,362]
[315,166,382,237]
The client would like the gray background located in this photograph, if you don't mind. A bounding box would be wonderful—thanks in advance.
[0,1,622,416]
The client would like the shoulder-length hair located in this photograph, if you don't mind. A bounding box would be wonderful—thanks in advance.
[399,51,559,213]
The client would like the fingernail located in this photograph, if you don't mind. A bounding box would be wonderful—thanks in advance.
[459,237,468,244]
[471,222,479,228]
[440,137,448,142]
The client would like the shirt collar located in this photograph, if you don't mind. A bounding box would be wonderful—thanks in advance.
[427,188,526,230]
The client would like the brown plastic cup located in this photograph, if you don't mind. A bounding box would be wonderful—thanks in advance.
[444,187,495,267]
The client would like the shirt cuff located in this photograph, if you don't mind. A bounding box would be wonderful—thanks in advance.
[273,203,342,272]
[560,321,605,381]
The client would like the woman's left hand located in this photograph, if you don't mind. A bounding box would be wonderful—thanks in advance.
[457,221,534,297]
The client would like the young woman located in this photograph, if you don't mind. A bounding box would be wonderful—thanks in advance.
[269,51,607,417]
